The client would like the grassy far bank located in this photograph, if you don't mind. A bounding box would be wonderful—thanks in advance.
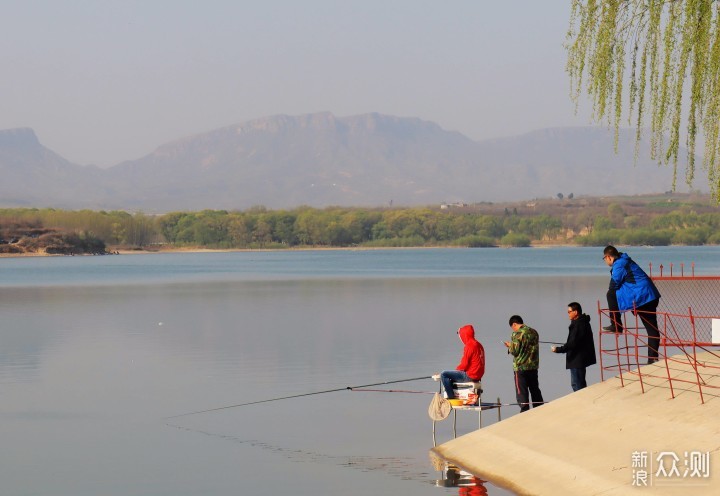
[1,192,719,255]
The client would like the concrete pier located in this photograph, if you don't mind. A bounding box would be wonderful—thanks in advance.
[432,351,720,495]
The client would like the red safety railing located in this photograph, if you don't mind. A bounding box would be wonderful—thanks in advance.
[597,271,720,404]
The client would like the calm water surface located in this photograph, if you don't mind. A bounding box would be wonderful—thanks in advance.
[0,247,717,495]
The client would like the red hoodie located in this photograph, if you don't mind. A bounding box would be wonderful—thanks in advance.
[456,324,485,381]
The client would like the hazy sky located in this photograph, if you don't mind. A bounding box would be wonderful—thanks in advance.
[1,1,588,167]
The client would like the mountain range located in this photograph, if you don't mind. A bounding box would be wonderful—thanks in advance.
[0,112,693,212]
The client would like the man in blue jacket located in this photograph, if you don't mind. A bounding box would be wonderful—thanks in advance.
[603,245,662,363]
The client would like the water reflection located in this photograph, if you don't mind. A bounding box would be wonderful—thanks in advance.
[433,462,488,495]
[168,418,506,494]
[167,420,442,485]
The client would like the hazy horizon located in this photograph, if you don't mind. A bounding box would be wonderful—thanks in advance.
[1,1,588,168]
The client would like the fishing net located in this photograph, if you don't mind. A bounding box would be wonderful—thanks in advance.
[428,392,451,421]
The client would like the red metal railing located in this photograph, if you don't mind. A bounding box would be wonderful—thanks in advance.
[597,272,720,404]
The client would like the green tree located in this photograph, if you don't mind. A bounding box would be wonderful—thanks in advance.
[294,209,327,245]
[500,233,531,247]
[594,215,614,231]
[262,211,297,245]
[607,203,625,228]
[382,210,424,239]
[450,214,477,238]
[574,210,595,234]
[454,234,496,247]
[252,217,273,246]
[159,212,188,243]
[620,228,673,246]
[191,210,229,246]
[475,215,506,238]
[174,213,199,244]
[567,0,720,199]
[227,213,255,246]
[623,216,642,229]
[340,210,381,244]
[672,226,710,245]
[707,230,720,243]
[124,213,156,247]
[575,228,624,246]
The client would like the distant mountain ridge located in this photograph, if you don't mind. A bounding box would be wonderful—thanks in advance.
[0,128,104,207]
[0,113,691,211]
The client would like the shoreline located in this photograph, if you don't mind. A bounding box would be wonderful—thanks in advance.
[4,240,713,259]
[0,242,579,259]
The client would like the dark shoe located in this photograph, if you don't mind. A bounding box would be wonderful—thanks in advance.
[646,358,659,364]
[603,325,623,333]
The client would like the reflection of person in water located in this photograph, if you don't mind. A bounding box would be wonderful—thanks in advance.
[436,465,488,495]
[458,478,488,496]
[444,465,461,486]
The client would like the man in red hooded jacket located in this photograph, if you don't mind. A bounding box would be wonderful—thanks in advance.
[438,324,485,399]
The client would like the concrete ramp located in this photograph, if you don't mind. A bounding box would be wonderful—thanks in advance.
[432,352,720,495]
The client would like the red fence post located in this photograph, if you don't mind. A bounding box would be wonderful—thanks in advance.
[689,307,705,404]
[597,300,605,382]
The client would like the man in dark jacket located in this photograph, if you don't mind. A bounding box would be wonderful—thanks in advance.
[552,301,597,391]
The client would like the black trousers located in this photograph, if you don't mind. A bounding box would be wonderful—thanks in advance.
[606,287,623,330]
[637,299,661,359]
[607,291,661,359]
[514,369,544,412]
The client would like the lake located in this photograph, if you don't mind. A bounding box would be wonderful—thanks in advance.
[1,246,718,495]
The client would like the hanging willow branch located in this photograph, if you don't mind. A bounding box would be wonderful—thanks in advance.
[567,0,720,201]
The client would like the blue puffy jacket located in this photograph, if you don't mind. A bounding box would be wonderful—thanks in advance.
[610,253,661,311]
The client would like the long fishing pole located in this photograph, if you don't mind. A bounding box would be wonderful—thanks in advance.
[349,388,435,395]
[166,375,431,419]
[539,340,564,345]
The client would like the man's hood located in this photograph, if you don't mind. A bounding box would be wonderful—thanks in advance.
[458,324,475,343]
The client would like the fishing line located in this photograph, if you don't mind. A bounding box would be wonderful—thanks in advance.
[349,388,435,395]
[166,375,431,419]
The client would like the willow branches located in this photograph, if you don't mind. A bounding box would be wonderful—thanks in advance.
[567,0,720,200]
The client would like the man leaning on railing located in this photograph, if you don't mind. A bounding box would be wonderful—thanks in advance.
[602,245,662,364]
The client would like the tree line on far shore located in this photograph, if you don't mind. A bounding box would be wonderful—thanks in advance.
[1,202,720,251]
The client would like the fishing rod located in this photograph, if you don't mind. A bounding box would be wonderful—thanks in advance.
[166,375,431,419]
[349,388,435,395]
[539,340,564,345]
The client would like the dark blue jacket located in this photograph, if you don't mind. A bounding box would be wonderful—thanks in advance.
[610,253,661,311]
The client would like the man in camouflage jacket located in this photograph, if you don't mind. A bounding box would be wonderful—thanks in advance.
[504,315,545,412]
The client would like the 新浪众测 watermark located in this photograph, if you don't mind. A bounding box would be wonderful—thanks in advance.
[632,450,711,487]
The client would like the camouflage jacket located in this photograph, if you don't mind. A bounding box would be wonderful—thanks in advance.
[508,324,540,371]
